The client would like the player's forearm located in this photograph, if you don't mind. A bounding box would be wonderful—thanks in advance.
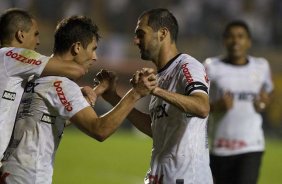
[93,85,107,97]
[127,109,152,137]
[92,88,141,141]
[152,87,209,118]
[103,92,152,137]
[41,57,85,79]
[102,92,121,106]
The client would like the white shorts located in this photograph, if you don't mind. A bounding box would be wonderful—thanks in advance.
[144,155,213,184]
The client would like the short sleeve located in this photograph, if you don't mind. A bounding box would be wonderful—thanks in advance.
[262,59,274,93]
[180,59,209,95]
[4,48,49,78]
[203,58,219,102]
[48,78,90,119]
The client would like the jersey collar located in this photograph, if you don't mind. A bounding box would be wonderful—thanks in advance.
[158,53,182,73]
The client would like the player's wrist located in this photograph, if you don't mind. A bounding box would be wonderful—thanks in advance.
[129,88,142,100]
[151,86,160,95]
[102,91,119,104]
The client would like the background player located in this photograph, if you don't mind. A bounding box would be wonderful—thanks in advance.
[204,20,274,184]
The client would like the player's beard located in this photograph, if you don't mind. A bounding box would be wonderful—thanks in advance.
[140,49,151,60]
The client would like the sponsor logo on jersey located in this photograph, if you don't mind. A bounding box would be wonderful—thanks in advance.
[0,172,10,183]
[41,114,56,124]
[151,104,168,120]
[181,63,194,83]
[219,90,256,101]
[186,113,193,118]
[5,50,42,65]
[54,80,73,111]
[2,90,16,101]
[205,74,209,83]
[215,138,247,150]
[176,179,184,184]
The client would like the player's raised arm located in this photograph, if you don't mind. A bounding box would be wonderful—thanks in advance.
[40,56,86,80]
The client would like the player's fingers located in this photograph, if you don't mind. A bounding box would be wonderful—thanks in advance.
[129,78,134,85]
[131,74,139,84]
[95,69,104,80]
[147,73,157,81]
[141,68,155,75]
[81,86,97,105]
[93,77,100,86]
[108,71,117,81]
[149,80,158,86]
[134,70,141,82]
[100,69,110,78]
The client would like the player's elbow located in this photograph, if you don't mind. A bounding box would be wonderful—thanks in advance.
[183,104,210,118]
[95,134,108,142]
[87,125,109,142]
[92,131,110,142]
[197,104,210,118]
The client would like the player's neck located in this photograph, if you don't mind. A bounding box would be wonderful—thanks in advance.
[53,53,74,62]
[226,56,248,65]
[6,40,25,49]
[156,44,179,70]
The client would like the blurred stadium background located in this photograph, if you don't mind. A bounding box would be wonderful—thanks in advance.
[1,0,282,183]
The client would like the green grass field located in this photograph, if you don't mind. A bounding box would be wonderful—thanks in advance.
[53,128,282,184]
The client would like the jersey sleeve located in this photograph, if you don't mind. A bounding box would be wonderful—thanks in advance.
[261,58,274,93]
[203,58,219,102]
[49,78,90,119]
[180,58,209,96]
[3,48,49,78]
[203,58,216,81]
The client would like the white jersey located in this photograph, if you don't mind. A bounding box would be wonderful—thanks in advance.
[145,54,213,184]
[0,47,49,161]
[204,56,273,156]
[1,76,89,184]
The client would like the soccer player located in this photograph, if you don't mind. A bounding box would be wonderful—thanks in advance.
[0,8,87,163]
[0,15,157,184]
[102,8,213,184]
[204,20,274,184]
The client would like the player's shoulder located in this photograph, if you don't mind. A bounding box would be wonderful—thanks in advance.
[1,47,44,59]
[248,55,269,66]
[179,53,204,67]
[36,76,78,88]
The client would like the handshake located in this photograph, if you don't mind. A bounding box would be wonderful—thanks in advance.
[82,68,158,106]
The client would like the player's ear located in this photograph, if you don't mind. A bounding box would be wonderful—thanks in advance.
[159,27,168,41]
[15,30,25,43]
[71,42,81,56]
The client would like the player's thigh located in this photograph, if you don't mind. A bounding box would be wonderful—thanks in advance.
[210,154,237,184]
[236,152,263,184]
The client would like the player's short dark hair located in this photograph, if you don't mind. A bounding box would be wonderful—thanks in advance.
[223,20,251,38]
[0,8,33,45]
[139,8,179,42]
[53,16,100,54]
